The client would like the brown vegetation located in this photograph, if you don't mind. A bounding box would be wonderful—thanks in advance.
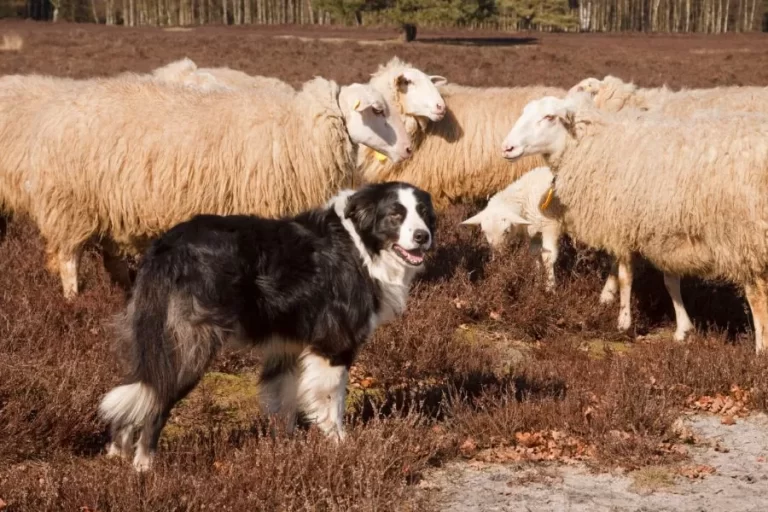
[2,20,768,511]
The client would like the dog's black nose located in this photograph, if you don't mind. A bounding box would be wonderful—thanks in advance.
[413,229,430,245]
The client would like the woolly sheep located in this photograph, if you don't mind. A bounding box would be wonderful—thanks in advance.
[460,166,561,291]
[152,57,296,95]
[570,75,768,116]
[502,94,768,351]
[5,74,412,298]
[152,56,447,145]
[358,83,567,207]
[570,75,768,335]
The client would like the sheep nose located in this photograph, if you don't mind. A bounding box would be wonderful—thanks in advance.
[436,103,445,112]
[413,229,430,245]
[406,146,412,155]
[503,145,515,153]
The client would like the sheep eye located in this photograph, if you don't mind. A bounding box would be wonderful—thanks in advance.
[543,115,555,122]
[372,107,384,116]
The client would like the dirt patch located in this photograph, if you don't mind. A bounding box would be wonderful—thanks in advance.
[423,413,768,511]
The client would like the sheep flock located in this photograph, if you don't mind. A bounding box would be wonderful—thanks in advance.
[2,61,768,359]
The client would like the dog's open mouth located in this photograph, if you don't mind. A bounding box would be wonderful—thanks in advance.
[393,244,425,266]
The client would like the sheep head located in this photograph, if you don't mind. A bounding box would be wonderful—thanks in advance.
[501,95,582,162]
[394,68,447,122]
[461,200,530,250]
[568,76,602,97]
[339,83,413,164]
[372,57,448,123]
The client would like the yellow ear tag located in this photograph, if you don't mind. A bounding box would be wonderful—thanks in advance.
[540,187,555,211]
[353,99,361,111]
[374,151,388,162]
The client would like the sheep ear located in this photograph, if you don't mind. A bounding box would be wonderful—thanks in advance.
[460,211,485,226]
[430,75,447,86]
[505,211,531,226]
[354,98,374,112]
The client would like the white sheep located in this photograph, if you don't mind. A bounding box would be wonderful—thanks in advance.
[6,74,412,298]
[570,75,768,116]
[152,56,447,160]
[151,57,296,95]
[460,166,561,291]
[570,76,768,338]
[502,94,768,350]
[358,83,567,207]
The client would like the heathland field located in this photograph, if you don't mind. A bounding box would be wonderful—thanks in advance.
[2,20,768,511]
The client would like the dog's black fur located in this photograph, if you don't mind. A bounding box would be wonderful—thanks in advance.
[99,181,435,469]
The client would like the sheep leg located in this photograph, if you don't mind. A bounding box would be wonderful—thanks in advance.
[600,260,619,305]
[745,279,768,354]
[663,273,694,342]
[59,247,83,299]
[616,257,633,332]
[540,227,559,292]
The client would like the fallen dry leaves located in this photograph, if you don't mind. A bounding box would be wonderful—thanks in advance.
[678,464,716,479]
[686,385,752,421]
[472,431,596,464]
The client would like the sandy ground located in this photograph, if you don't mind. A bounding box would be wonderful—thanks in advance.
[423,413,768,511]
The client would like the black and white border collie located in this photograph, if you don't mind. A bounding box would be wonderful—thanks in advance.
[98,181,436,471]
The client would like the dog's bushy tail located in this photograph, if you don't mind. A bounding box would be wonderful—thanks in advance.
[99,264,178,428]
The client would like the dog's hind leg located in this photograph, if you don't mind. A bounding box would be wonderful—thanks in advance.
[133,407,171,472]
[106,422,134,460]
[297,349,349,441]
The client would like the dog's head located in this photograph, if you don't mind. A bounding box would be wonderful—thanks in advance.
[343,182,436,268]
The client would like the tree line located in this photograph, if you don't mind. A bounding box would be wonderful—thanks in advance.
[3,0,766,33]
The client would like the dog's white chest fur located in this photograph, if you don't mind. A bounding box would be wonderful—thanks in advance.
[332,191,420,333]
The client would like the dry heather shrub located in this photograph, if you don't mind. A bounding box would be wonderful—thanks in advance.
[0,418,445,511]
[449,335,768,468]
[0,33,23,51]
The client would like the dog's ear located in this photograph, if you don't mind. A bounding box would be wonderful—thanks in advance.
[344,189,377,234]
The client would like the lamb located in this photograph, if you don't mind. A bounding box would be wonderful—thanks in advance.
[501,94,768,351]
[151,57,296,95]
[7,74,412,298]
[570,75,768,116]
[460,166,561,291]
[358,83,566,207]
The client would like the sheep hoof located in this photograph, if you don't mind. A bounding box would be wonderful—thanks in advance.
[617,315,632,332]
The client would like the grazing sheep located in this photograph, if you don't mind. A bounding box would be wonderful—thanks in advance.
[502,94,768,351]
[8,74,412,298]
[358,83,566,207]
[152,57,296,95]
[570,75,768,116]
[460,166,561,291]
